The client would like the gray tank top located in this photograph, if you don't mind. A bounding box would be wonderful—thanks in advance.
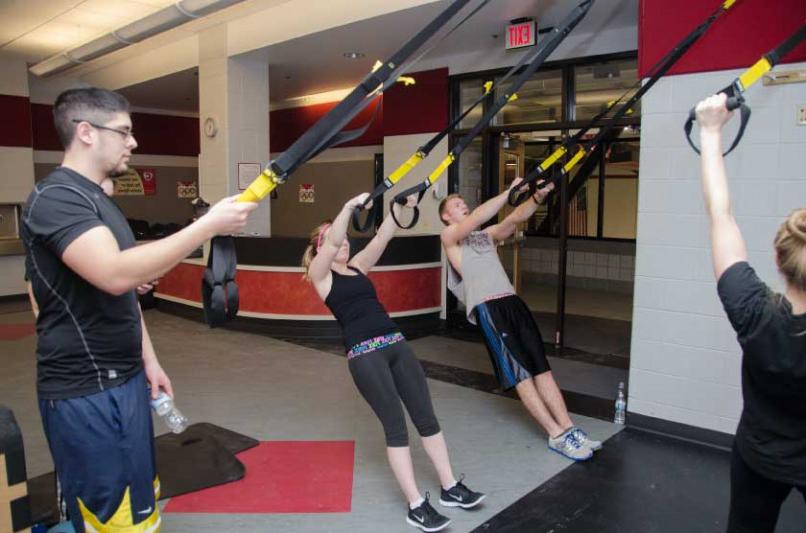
[447,231,515,324]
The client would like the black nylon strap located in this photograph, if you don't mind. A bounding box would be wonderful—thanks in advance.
[389,0,595,226]
[685,23,805,156]
[203,236,239,327]
[512,0,739,206]
[202,0,483,326]
[272,0,476,179]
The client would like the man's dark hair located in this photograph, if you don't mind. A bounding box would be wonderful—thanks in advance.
[53,88,130,148]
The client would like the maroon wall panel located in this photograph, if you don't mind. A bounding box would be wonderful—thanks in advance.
[639,0,806,78]
[32,103,200,156]
[0,95,32,147]
[270,96,383,153]
[383,67,449,136]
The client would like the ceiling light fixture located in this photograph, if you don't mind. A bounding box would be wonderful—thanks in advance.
[30,0,246,77]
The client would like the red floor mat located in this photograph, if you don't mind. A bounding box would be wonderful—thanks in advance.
[163,441,355,514]
[0,324,35,341]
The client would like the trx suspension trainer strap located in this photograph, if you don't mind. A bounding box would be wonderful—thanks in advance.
[352,9,555,232]
[388,0,596,230]
[509,0,743,206]
[202,0,482,326]
[684,22,806,156]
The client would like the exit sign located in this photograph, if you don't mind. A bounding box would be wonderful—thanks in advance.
[506,19,536,50]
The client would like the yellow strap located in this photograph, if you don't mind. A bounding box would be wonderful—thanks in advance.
[427,153,456,185]
[563,148,586,173]
[508,93,519,102]
[397,76,416,86]
[238,167,281,202]
[388,151,425,184]
[539,146,567,171]
[722,0,737,9]
[372,60,383,73]
[738,57,772,91]
[483,81,494,95]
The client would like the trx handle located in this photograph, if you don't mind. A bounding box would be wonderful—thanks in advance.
[508,180,537,207]
[684,84,750,156]
[509,145,569,205]
[390,152,456,229]
[684,23,805,156]
[352,152,425,232]
[390,186,427,230]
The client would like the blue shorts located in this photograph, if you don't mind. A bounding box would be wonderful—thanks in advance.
[475,295,551,390]
[39,370,160,532]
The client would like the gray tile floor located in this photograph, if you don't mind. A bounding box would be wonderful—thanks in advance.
[2,307,621,532]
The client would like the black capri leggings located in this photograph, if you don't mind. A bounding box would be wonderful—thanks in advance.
[727,446,806,533]
[348,340,441,447]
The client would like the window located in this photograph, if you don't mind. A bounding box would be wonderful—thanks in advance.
[493,68,563,126]
[574,58,640,121]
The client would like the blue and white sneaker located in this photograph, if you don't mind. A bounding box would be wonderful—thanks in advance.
[571,426,602,451]
[548,429,593,461]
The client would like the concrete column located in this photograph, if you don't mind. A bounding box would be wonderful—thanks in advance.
[198,26,270,236]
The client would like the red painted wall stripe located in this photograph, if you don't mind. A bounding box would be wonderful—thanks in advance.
[31,103,200,156]
[158,262,441,315]
[270,96,383,153]
[0,95,33,148]
[383,67,449,136]
[639,0,806,78]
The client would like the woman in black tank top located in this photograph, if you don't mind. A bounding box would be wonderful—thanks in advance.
[302,193,484,531]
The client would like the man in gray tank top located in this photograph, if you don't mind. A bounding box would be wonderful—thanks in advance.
[440,178,601,461]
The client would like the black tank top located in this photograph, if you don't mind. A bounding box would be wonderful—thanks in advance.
[324,266,399,350]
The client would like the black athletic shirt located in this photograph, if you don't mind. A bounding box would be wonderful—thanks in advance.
[324,266,399,351]
[717,261,806,486]
[21,167,143,400]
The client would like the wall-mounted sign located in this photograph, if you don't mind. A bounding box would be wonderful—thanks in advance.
[114,168,156,196]
[238,162,261,191]
[177,181,198,199]
[506,19,536,50]
[299,184,315,203]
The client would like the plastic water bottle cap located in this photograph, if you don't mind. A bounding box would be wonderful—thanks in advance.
[150,391,172,410]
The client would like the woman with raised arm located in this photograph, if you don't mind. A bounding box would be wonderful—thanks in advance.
[696,93,806,533]
[302,193,484,532]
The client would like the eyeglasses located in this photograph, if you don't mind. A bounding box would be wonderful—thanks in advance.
[72,119,134,140]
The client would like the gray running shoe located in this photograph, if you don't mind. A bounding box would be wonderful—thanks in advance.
[548,430,593,461]
[571,426,602,451]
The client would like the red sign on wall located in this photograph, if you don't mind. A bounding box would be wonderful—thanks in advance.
[506,20,536,50]
[140,168,157,195]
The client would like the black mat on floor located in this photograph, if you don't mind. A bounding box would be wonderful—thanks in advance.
[155,422,258,498]
[472,428,806,533]
[26,423,258,526]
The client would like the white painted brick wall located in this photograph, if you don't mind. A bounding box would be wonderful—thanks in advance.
[629,61,806,434]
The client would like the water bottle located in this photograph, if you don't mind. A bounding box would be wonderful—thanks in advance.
[151,391,188,433]
[614,381,627,425]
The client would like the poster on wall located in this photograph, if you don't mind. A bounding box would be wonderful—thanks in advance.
[114,168,157,196]
[177,181,198,199]
[299,184,315,203]
[238,162,261,191]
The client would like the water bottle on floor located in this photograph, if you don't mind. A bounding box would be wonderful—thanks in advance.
[151,391,189,433]
[614,381,626,425]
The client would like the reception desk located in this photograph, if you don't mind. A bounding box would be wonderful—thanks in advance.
[154,235,444,339]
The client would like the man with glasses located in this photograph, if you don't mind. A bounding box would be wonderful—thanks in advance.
[21,87,257,532]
